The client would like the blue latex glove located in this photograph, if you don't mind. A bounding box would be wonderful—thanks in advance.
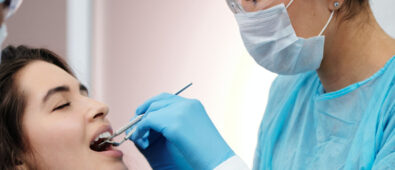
[127,115,193,170]
[133,130,193,170]
[128,93,235,170]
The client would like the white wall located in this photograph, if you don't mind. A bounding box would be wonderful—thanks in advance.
[371,0,395,38]
[67,0,92,89]
[4,0,66,57]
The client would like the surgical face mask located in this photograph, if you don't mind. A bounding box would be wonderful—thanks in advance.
[227,0,334,75]
[0,25,7,58]
[0,24,7,45]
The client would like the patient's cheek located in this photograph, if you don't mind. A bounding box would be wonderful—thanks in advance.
[25,115,83,152]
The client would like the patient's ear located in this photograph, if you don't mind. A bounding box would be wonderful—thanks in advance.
[16,163,28,170]
[15,155,34,170]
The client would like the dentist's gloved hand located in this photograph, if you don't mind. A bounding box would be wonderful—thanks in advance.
[127,115,193,170]
[128,93,235,170]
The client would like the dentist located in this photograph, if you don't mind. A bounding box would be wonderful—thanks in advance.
[130,0,395,169]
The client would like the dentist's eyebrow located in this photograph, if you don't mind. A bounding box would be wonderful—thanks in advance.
[42,85,70,103]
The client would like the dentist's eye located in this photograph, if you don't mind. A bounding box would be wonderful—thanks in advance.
[53,102,70,111]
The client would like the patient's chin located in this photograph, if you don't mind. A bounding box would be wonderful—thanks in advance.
[107,161,128,170]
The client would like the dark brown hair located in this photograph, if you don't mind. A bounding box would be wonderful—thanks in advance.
[339,0,370,20]
[0,45,74,170]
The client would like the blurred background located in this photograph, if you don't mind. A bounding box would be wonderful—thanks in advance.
[4,0,395,169]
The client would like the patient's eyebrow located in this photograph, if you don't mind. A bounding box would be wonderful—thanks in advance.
[42,86,70,103]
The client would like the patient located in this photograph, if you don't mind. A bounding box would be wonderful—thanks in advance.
[0,46,128,169]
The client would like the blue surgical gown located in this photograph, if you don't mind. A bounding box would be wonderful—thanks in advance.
[253,56,395,170]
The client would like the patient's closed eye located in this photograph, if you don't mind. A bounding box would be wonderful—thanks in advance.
[53,102,70,112]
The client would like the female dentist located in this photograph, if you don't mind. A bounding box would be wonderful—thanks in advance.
[129,0,395,169]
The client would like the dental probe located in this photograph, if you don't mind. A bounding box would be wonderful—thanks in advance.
[99,83,193,147]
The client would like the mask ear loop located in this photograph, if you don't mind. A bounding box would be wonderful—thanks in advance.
[318,1,340,36]
[318,11,334,36]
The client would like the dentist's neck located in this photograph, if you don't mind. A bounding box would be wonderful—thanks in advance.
[317,8,395,92]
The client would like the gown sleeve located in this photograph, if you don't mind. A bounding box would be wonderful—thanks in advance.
[372,106,395,169]
[214,155,250,170]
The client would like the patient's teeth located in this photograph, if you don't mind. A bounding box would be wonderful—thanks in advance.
[94,131,112,143]
[102,132,111,138]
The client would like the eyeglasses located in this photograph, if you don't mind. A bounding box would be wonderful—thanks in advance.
[226,0,245,14]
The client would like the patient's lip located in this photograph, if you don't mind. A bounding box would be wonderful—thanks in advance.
[101,145,123,158]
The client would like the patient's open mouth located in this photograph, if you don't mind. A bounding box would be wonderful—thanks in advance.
[90,131,112,152]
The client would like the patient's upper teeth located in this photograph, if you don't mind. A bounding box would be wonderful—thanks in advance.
[100,132,111,138]
[92,131,112,145]
[104,132,111,137]
[95,131,112,142]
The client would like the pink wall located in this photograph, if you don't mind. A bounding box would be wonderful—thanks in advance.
[92,0,254,169]
[4,0,66,57]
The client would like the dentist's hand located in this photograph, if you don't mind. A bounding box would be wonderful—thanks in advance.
[131,129,193,170]
[128,93,234,170]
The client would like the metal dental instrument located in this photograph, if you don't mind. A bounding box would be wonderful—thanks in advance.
[99,83,193,147]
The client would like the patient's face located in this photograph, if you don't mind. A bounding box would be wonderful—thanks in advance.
[16,61,127,169]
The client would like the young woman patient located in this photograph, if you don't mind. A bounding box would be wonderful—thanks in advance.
[0,45,128,169]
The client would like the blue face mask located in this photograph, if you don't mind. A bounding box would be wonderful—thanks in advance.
[228,0,334,75]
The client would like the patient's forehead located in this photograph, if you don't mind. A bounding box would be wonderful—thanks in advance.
[15,61,78,103]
